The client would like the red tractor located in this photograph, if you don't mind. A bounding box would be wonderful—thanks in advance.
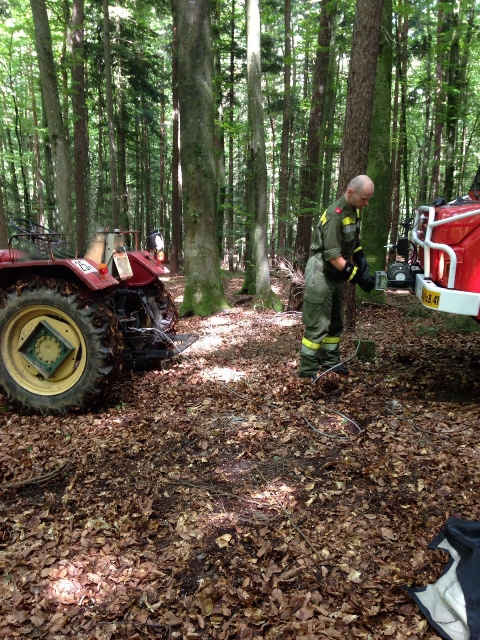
[378,167,480,321]
[0,219,197,414]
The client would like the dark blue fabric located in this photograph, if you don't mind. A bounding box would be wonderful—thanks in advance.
[440,518,480,639]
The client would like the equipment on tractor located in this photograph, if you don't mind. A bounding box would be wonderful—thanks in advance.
[376,167,480,321]
[0,219,198,414]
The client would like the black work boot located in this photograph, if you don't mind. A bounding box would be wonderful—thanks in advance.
[323,363,350,375]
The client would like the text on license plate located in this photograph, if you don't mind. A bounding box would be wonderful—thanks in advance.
[421,287,441,308]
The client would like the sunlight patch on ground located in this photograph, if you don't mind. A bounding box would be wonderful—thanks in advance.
[204,316,232,326]
[269,311,303,326]
[191,334,225,351]
[201,366,246,382]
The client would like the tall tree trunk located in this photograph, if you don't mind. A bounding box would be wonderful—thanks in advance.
[143,108,152,235]
[0,175,8,248]
[337,0,384,193]
[337,0,384,330]
[9,50,31,219]
[276,0,292,266]
[117,85,128,230]
[431,2,448,199]
[5,127,22,216]
[103,0,120,228]
[444,4,460,201]
[321,57,337,208]
[399,4,410,213]
[159,58,166,235]
[364,0,393,279]
[245,0,281,309]
[170,9,181,274]
[28,58,45,223]
[288,0,334,310]
[417,31,432,205]
[294,1,334,267]
[456,5,475,194]
[176,0,228,316]
[226,0,236,272]
[212,0,226,256]
[72,0,88,256]
[29,0,72,233]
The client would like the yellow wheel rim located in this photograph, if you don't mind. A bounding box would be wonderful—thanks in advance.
[1,304,86,396]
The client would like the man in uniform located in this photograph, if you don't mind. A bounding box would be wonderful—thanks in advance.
[299,175,376,379]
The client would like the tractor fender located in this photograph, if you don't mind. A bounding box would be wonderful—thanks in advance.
[0,257,119,292]
[126,251,169,287]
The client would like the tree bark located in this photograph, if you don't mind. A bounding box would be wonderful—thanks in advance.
[431,2,448,199]
[72,0,88,256]
[444,5,460,201]
[226,0,236,272]
[245,0,281,310]
[170,8,181,274]
[276,0,292,266]
[337,0,384,330]
[364,0,392,279]
[294,0,334,264]
[337,0,384,194]
[177,0,228,316]
[103,0,120,228]
[0,174,8,248]
[288,0,334,310]
[29,0,72,234]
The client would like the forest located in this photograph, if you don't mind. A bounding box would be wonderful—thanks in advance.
[2,1,480,638]
[1,0,479,315]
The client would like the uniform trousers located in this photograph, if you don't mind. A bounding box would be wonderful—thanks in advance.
[299,255,344,377]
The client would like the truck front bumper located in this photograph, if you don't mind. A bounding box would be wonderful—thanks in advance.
[415,273,480,316]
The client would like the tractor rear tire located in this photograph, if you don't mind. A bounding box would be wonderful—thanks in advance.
[0,279,123,414]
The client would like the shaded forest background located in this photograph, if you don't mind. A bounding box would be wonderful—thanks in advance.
[0,0,479,295]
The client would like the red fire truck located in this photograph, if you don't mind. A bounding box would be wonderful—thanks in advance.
[381,167,480,320]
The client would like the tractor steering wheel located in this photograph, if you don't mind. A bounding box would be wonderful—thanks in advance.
[10,217,56,237]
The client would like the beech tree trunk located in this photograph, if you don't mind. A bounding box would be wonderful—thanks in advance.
[0,176,8,248]
[364,0,393,278]
[337,0,384,194]
[337,0,384,330]
[29,0,72,234]
[176,0,228,316]
[72,0,88,255]
[288,0,334,311]
[170,10,181,274]
[276,0,292,266]
[103,0,120,228]
[294,1,333,260]
[226,0,235,272]
[245,0,281,309]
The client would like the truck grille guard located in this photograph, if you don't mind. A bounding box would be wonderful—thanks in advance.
[411,205,480,289]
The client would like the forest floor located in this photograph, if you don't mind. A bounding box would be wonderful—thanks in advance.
[1,270,480,640]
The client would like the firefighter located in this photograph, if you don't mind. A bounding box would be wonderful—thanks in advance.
[299,175,376,379]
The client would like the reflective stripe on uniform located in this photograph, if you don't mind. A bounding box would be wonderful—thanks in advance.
[347,265,358,281]
[320,210,328,225]
[321,336,340,350]
[353,245,363,254]
[302,337,321,350]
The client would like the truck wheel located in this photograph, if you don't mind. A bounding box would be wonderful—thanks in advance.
[0,280,122,414]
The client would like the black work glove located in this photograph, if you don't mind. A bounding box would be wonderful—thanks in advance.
[339,263,375,293]
[357,271,375,292]
[353,249,369,274]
